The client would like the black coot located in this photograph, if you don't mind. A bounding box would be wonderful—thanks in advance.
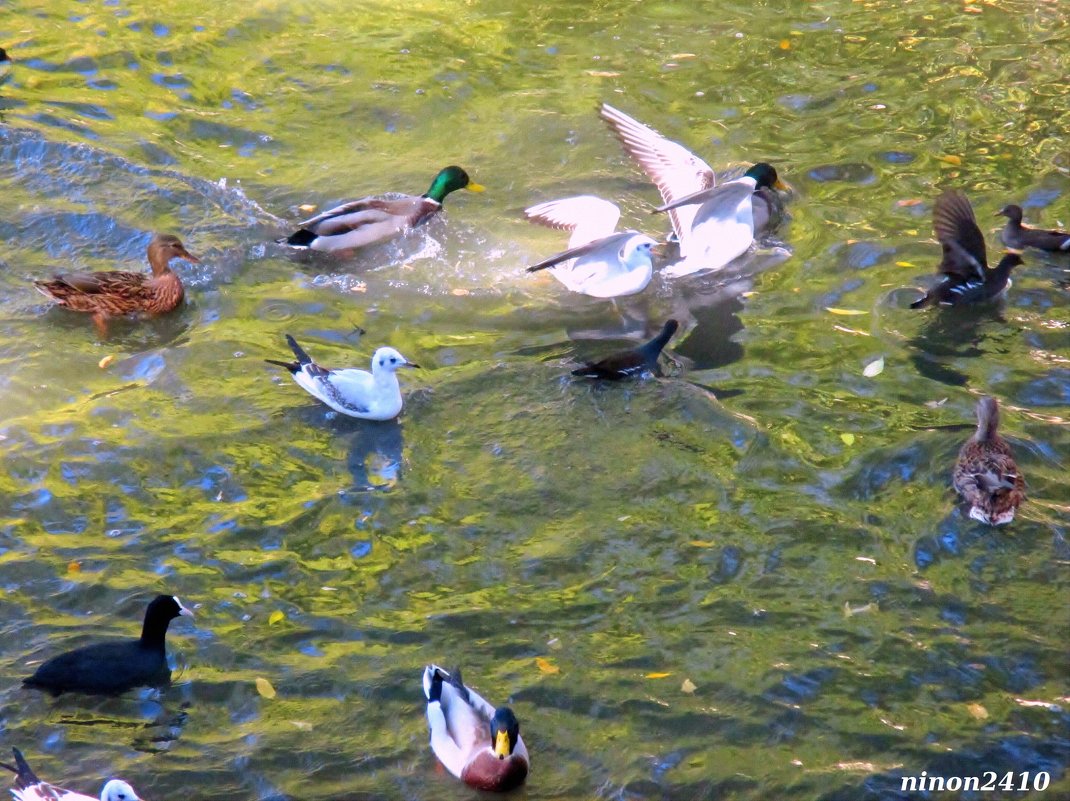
[23,594,194,695]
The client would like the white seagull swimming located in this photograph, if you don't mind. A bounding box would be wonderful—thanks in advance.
[2,748,142,801]
[266,335,419,420]
[524,195,657,298]
[599,103,788,278]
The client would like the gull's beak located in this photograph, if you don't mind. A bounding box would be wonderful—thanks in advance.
[466,182,486,193]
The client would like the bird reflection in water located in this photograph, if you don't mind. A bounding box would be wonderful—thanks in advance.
[346,419,404,491]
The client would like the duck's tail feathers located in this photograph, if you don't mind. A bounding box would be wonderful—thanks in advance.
[975,396,1000,442]
[2,749,41,789]
[424,665,444,703]
[279,229,317,249]
[264,358,300,374]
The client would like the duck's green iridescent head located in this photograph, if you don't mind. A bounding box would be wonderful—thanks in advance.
[745,162,789,191]
[424,166,484,203]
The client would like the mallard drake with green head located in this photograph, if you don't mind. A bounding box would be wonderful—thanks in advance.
[953,396,1025,525]
[995,204,1070,252]
[910,190,1024,309]
[34,233,199,335]
[280,165,483,253]
[599,103,788,277]
[423,665,528,792]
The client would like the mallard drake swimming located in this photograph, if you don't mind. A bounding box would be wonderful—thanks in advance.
[34,233,198,335]
[525,195,657,298]
[599,103,788,277]
[911,191,1024,309]
[572,319,679,380]
[266,335,418,420]
[23,595,193,695]
[2,748,142,801]
[423,665,528,792]
[280,165,483,253]
[996,204,1070,252]
[953,396,1025,525]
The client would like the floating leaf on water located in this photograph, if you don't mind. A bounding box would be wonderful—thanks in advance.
[840,432,856,446]
[688,540,716,548]
[535,657,560,675]
[645,672,671,679]
[895,260,916,267]
[349,282,367,293]
[896,199,923,208]
[844,602,876,618]
[832,325,870,337]
[778,39,791,50]
[586,70,621,78]
[98,354,116,369]
[291,720,313,731]
[862,357,885,377]
[681,678,697,694]
[825,307,867,316]
[451,288,470,296]
[298,204,316,213]
[268,610,285,625]
[1015,698,1061,711]
[967,703,988,719]
[925,397,949,408]
[938,154,962,165]
[669,53,697,59]
[255,677,277,699]
[547,637,562,651]
[855,556,876,564]
[67,561,81,573]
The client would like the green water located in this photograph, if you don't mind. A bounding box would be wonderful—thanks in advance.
[1,1,1068,799]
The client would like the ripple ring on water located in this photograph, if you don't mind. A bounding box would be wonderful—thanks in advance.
[258,301,296,322]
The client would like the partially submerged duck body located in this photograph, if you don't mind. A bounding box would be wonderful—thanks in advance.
[281,165,483,253]
[953,396,1025,525]
[996,204,1070,252]
[34,233,198,335]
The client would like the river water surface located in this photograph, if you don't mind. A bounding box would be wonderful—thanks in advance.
[0,1,1067,800]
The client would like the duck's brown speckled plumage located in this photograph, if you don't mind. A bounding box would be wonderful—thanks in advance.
[953,396,1025,526]
[34,233,198,334]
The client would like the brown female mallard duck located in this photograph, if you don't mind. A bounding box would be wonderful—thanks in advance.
[953,396,1025,525]
[280,165,483,253]
[34,233,199,334]
[423,665,528,792]
[996,204,1070,252]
